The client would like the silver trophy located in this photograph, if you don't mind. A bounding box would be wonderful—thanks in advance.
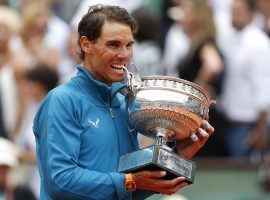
[118,65,215,184]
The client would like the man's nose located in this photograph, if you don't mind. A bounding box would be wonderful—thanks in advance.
[117,47,131,59]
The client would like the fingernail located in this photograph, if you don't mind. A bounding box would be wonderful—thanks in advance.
[203,120,210,128]
[200,129,209,137]
[190,133,198,141]
[178,176,185,181]
[161,171,166,176]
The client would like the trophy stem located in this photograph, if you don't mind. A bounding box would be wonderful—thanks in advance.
[156,136,165,146]
[151,127,174,149]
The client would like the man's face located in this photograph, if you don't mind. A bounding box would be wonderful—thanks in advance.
[84,21,134,86]
[232,0,253,30]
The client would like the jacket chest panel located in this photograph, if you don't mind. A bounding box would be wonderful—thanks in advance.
[80,106,116,146]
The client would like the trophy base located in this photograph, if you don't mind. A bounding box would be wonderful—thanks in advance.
[118,145,196,184]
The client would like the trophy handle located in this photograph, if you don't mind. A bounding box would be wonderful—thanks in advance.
[123,64,142,97]
[201,99,216,121]
[207,100,216,109]
[122,64,143,114]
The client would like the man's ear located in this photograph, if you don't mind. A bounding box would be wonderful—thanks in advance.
[80,36,92,54]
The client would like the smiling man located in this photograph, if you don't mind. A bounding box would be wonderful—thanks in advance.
[33,5,214,200]
[80,20,134,85]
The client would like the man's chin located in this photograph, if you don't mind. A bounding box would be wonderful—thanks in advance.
[112,74,126,83]
[115,78,125,84]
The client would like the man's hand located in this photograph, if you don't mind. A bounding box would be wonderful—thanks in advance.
[132,170,187,195]
[175,120,214,159]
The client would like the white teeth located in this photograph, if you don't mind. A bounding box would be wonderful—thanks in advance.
[111,64,125,69]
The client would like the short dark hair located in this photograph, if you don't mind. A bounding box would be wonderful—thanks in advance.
[26,65,59,92]
[245,0,256,10]
[78,4,137,60]
[131,7,162,45]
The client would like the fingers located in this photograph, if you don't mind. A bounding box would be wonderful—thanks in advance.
[197,128,209,138]
[190,127,209,142]
[156,178,188,195]
[157,176,186,189]
[190,133,199,141]
[133,170,187,194]
[134,170,167,179]
[190,120,213,141]
[185,128,209,156]
[175,121,214,159]
[201,120,214,135]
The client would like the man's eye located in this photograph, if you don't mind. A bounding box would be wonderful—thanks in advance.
[127,43,133,48]
[126,43,134,50]
[108,42,119,48]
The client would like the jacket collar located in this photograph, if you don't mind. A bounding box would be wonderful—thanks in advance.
[73,66,126,107]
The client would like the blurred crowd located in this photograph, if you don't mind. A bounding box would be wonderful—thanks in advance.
[1,0,270,199]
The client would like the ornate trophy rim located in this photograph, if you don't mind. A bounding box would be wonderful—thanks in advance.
[140,75,212,104]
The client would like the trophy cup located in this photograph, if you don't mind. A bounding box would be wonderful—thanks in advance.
[118,66,215,184]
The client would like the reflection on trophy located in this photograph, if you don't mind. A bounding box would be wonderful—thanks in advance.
[118,65,215,184]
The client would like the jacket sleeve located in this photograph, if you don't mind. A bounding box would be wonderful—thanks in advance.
[34,92,130,200]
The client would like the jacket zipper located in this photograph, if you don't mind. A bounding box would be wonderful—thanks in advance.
[109,95,115,119]
[109,107,114,118]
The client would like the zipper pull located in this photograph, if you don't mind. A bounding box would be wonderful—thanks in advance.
[109,107,114,118]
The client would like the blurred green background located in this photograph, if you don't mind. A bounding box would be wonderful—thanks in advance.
[146,158,270,200]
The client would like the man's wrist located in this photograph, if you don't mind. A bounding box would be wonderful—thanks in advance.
[125,173,136,192]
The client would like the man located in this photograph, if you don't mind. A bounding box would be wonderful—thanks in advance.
[33,5,214,200]
[220,0,270,158]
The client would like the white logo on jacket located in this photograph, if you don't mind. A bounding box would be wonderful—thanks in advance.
[89,118,100,128]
